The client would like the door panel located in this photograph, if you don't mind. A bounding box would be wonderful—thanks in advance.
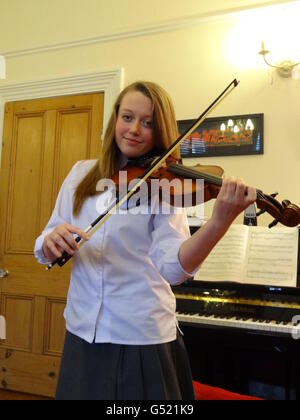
[2,294,34,351]
[0,93,104,397]
[6,113,45,253]
[55,109,93,197]
[44,298,66,357]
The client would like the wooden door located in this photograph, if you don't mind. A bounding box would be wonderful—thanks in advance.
[0,93,104,397]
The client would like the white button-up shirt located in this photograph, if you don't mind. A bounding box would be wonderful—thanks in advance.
[34,160,193,344]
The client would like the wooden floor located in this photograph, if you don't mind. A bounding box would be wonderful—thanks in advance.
[0,389,52,400]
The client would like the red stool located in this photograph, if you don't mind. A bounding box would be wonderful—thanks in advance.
[193,381,263,400]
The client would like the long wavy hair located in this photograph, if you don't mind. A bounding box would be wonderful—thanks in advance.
[73,81,180,216]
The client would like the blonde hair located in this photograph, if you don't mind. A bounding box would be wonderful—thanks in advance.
[73,81,180,216]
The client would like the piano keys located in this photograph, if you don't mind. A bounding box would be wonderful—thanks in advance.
[175,285,300,337]
[176,312,299,336]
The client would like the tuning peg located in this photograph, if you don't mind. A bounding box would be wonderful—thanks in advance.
[270,192,279,198]
[268,219,279,228]
[282,199,291,208]
[256,209,266,217]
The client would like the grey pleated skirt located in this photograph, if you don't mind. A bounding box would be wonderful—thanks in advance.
[55,331,195,400]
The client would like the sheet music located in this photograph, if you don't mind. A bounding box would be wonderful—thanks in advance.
[194,225,248,282]
[244,227,298,286]
[194,225,299,287]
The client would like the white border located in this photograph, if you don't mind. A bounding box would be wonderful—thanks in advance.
[0,68,124,165]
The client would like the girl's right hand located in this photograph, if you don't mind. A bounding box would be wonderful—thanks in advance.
[42,223,90,261]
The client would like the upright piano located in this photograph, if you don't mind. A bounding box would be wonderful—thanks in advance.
[174,226,300,400]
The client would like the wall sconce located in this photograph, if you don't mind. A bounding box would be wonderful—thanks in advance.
[220,119,254,134]
[259,41,300,79]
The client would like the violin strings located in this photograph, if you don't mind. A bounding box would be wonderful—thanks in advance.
[169,163,267,203]
[168,164,222,185]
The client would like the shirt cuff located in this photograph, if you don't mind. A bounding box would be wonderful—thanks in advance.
[34,233,52,265]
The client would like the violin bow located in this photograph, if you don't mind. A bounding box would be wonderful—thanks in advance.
[46,79,239,270]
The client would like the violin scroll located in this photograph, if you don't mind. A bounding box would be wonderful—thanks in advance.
[279,200,300,227]
[256,191,300,228]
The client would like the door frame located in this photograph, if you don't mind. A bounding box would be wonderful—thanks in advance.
[0,68,123,167]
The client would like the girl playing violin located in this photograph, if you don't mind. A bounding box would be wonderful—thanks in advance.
[34,81,256,400]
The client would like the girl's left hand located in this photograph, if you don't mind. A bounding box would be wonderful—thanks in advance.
[211,176,257,230]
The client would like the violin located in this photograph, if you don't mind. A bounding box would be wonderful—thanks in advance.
[112,156,300,229]
[46,79,299,271]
